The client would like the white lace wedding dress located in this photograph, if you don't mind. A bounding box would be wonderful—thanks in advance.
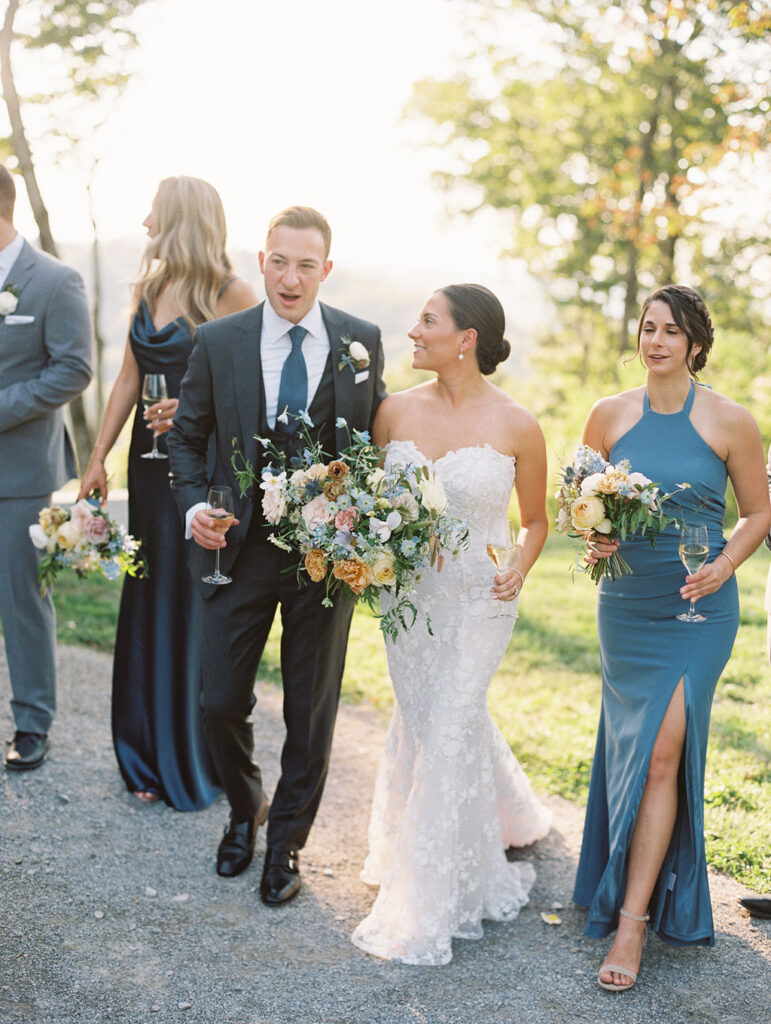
[351,440,552,966]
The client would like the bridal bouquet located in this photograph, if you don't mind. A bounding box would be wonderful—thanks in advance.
[29,494,144,596]
[232,421,469,640]
[555,444,686,583]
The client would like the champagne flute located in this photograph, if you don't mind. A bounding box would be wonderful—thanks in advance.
[140,373,169,460]
[201,486,234,585]
[486,520,520,618]
[676,523,709,623]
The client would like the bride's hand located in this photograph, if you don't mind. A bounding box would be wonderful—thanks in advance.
[584,532,619,566]
[492,566,523,602]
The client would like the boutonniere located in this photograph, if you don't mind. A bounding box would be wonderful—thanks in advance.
[0,284,19,316]
[338,335,370,373]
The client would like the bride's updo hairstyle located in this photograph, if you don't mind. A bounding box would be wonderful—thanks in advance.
[635,284,714,377]
[440,283,511,375]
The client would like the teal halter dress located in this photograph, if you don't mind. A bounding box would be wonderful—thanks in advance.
[573,382,739,946]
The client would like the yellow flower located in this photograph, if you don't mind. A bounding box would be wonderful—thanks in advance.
[370,551,396,587]
[570,495,606,531]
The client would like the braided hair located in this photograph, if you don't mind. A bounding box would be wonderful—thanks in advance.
[636,284,714,376]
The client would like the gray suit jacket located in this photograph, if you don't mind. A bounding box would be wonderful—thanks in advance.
[167,300,386,593]
[0,239,93,497]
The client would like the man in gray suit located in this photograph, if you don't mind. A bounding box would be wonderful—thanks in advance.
[0,166,92,771]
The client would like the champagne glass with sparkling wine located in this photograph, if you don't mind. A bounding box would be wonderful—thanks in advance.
[676,523,709,623]
[486,520,520,618]
[140,373,169,460]
[202,486,234,585]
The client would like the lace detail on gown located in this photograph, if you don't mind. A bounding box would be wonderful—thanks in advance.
[351,440,551,965]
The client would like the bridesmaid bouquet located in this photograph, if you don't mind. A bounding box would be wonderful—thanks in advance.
[29,493,144,596]
[555,444,686,583]
[232,420,469,640]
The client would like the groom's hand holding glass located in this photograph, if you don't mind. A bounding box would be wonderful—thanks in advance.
[191,504,240,551]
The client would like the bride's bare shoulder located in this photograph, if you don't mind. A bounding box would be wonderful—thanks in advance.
[373,383,433,444]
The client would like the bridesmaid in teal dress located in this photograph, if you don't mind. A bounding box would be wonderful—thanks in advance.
[78,177,257,809]
[573,285,770,991]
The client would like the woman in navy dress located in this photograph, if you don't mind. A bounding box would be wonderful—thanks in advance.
[573,285,769,991]
[78,177,257,809]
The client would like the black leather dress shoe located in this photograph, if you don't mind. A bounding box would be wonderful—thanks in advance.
[260,847,301,905]
[216,799,270,878]
[739,895,771,920]
[4,732,49,771]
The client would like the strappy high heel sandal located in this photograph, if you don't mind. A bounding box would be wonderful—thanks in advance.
[597,907,649,992]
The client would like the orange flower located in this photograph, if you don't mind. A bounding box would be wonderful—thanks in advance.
[305,549,328,582]
[332,558,372,595]
[327,460,349,481]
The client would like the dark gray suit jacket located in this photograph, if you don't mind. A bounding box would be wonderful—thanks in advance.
[0,239,93,497]
[167,300,387,591]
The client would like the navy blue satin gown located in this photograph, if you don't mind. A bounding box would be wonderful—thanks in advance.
[112,301,220,810]
[573,382,739,946]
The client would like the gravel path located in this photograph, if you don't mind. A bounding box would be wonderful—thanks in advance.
[1,644,768,1024]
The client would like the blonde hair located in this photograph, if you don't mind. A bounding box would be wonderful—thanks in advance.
[134,176,233,331]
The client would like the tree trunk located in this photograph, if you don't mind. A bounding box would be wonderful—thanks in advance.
[0,0,93,469]
[87,177,105,424]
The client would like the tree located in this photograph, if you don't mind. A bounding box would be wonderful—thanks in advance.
[409,0,770,434]
[0,0,149,464]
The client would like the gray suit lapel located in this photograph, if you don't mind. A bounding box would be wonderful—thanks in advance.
[231,304,264,482]
[0,240,37,325]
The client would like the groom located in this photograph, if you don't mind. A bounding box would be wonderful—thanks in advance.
[168,206,385,904]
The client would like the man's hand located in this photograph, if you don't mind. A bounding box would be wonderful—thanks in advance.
[191,508,240,550]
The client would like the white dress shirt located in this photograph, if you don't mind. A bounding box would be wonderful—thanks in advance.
[185,299,332,538]
[261,299,331,429]
[0,232,24,289]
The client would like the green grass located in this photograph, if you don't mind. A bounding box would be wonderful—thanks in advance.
[34,532,771,890]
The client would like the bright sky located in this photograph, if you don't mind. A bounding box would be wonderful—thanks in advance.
[13,0,521,293]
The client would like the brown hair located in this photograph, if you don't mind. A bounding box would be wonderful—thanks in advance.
[0,165,16,222]
[440,283,511,375]
[266,206,332,260]
[636,284,714,375]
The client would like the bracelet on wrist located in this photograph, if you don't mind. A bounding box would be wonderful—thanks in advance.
[511,566,525,594]
[718,550,736,576]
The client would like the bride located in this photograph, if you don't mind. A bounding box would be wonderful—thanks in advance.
[352,283,552,966]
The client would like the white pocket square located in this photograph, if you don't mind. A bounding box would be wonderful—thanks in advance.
[354,370,369,384]
[5,314,35,325]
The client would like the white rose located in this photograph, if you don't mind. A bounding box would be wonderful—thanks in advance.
[580,473,604,496]
[418,474,448,516]
[29,523,49,549]
[595,518,613,534]
[55,520,82,550]
[348,341,370,368]
[262,488,286,524]
[628,471,652,488]
[0,290,18,315]
[367,467,386,491]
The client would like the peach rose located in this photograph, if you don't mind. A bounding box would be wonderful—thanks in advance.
[334,508,357,532]
[570,495,606,531]
[83,514,111,545]
[332,558,372,595]
[301,494,333,530]
[305,549,328,582]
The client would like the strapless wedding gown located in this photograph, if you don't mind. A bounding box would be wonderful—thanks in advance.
[351,440,551,966]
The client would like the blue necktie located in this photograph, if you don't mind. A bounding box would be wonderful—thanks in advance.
[275,325,308,435]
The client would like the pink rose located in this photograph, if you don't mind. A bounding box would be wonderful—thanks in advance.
[301,495,333,530]
[334,508,357,531]
[83,514,111,545]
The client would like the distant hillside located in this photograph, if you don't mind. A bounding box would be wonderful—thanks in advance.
[58,240,540,400]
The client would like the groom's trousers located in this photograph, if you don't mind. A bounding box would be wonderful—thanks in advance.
[199,521,355,852]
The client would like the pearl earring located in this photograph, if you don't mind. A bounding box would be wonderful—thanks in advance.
[458,351,464,361]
